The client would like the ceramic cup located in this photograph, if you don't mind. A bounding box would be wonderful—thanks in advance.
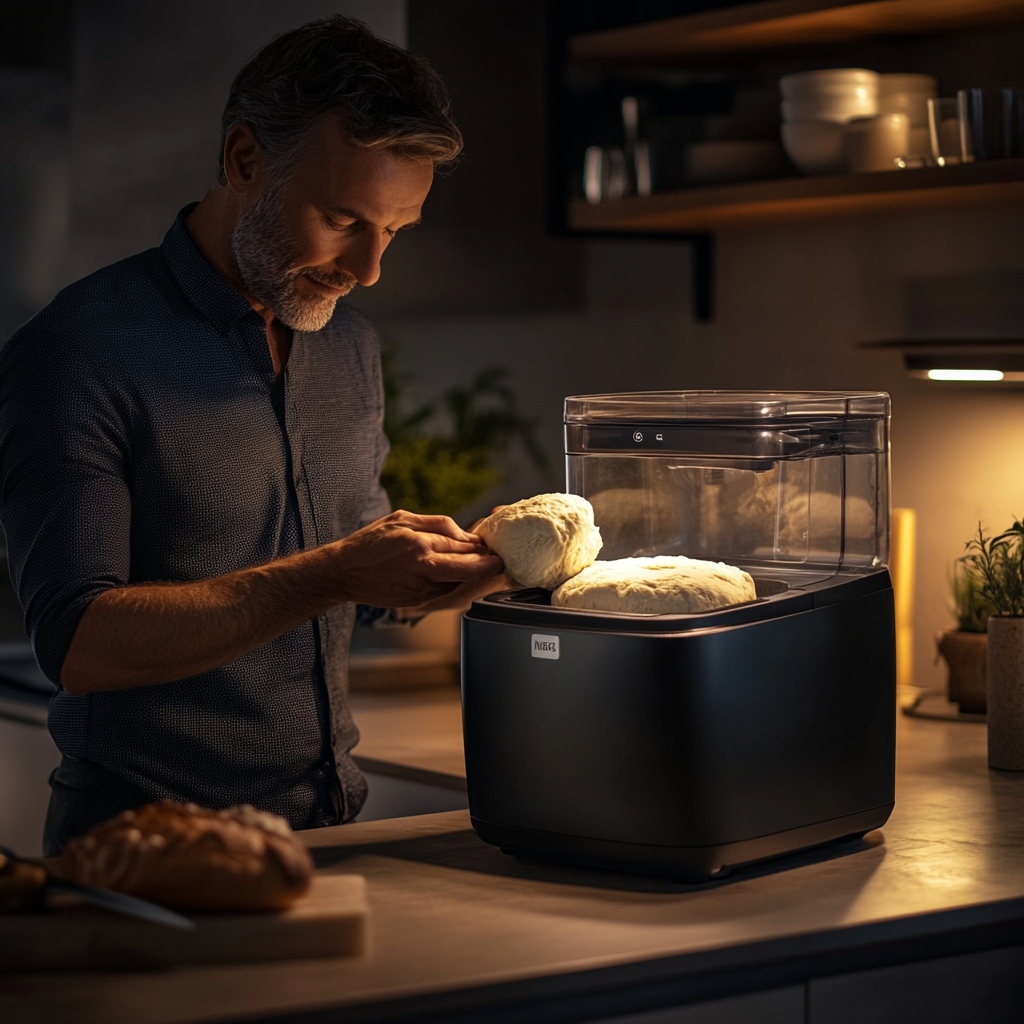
[878,74,938,128]
[843,113,910,172]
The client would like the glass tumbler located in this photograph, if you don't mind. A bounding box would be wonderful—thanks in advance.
[928,97,970,166]
[957,87,1023,161]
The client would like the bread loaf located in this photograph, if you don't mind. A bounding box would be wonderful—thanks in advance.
[59,802,314,911]
[0,853,48,912]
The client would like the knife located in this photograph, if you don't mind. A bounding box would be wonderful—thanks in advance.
[47,878,195,930]
[1,845,194,930]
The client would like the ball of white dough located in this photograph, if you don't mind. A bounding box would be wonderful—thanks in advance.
[475,493,603,590]
[552,556,756,615]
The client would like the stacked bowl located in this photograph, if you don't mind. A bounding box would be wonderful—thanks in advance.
[780,69,879,174]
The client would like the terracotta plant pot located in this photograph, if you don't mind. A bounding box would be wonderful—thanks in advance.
[936,630,987,714]
[986,617,1024,771]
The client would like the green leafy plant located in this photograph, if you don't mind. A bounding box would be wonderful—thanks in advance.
[380,350,547,520]
[960,518,1024,619]
[949,562,994,633]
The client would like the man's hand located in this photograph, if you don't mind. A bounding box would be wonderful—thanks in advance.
[331,511,502,608]
[388,506,513,617]
[397,572,514,619]
[61,510,504,694]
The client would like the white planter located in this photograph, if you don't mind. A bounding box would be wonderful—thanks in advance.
[986,617,1024,770]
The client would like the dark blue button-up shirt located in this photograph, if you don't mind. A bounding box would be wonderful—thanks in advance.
[0,205,391,827]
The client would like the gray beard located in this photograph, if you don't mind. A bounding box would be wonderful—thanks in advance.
[230,177,357,333]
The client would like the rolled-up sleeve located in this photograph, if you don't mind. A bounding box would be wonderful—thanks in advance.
[357,338,391,530]
[0,331,132,684]
[359,424,391,528]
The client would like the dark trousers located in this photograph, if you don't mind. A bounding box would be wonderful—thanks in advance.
[43,755,150,856]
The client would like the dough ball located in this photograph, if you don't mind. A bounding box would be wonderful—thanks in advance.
[475,493,603,590]
[552,556,756,615]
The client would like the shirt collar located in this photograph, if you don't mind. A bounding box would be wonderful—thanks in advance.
[159,203,256,334]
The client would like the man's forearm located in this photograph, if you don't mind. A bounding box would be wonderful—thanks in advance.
[61,545,349,694]
[59,510,503,695]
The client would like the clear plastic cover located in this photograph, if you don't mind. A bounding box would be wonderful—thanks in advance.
[565,391,889,571]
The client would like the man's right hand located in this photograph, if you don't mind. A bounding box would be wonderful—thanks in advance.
[330,510,503,608]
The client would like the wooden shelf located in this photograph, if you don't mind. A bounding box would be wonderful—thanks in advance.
[570,0,1024,63]
[569,159,1024,233]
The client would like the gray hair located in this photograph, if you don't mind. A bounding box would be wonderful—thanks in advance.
[217,15,462,184]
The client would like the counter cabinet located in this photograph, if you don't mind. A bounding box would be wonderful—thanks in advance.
[3,698,1023,1024]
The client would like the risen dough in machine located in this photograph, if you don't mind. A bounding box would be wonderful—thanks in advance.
[552,556,756,615]
[475,493,603,590]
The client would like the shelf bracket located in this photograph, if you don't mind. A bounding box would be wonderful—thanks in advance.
[690,233,713,323]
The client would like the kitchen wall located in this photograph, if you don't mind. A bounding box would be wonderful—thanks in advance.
[4,0,1024,692]
[66,0,406,279]
[378,1,1024,694]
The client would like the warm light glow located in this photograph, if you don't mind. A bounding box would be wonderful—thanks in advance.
[926,368,1004,382]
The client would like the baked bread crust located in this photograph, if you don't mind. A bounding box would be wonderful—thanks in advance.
[0,853,48,912]
[59,801,314,911]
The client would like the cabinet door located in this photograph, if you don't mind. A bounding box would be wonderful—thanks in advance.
[0,710,60,856]
[809,945,1024,1024]
[586,986,804,1024]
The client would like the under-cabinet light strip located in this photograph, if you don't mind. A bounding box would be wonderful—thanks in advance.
[926,369,1005,382]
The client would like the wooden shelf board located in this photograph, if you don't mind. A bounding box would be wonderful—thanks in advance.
[570,0,1024,63]
[568,159,1024,233]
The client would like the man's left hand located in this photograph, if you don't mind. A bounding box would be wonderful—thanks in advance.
[396,505,513,618]
[397,572,512,619]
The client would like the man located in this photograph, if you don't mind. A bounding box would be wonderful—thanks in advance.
[0,17,505,855]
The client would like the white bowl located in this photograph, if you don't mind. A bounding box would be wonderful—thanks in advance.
[782,95,878,124]
[684,140,785,185]
[781,82,878,102]
[781,120,847,174]
[780,69,878,98]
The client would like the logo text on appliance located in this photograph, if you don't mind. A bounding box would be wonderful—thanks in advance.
[531,634,560,660]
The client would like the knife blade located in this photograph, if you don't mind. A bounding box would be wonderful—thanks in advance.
[47,879,195,930]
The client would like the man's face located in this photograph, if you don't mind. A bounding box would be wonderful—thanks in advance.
[231,117,434,332]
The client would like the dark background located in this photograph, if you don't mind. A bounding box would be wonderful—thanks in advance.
[2,0,1024,688]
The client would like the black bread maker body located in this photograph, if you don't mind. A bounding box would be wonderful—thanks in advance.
[461,391,896,881]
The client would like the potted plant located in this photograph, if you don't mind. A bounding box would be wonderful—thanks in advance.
[380,357,546,520]
[350,352,547,683]
[936,564,992,714]
[961,520,1024,770]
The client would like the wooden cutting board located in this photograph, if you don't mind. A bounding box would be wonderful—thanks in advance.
[0,874,368,972]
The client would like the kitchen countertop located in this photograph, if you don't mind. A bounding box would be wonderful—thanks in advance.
[3,705,1024,1024]
[349,686,466,790]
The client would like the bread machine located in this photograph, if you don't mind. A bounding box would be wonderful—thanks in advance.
[461,391,895,880]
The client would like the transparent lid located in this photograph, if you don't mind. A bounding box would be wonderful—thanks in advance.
[565,391,890,423]
[565,390,889,460]
[565,391,890,571]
